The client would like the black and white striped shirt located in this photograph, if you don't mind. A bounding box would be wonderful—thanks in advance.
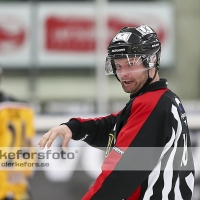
[66,79,195,200]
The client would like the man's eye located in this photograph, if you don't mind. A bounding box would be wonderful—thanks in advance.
[115,64,121,69]
[129,62,134,66]
[128,62,136,66]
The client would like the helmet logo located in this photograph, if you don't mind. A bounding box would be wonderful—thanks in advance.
[112,32,132,43]
[136,25,154,36]
[152,43,159,48]
[111,48,125,53]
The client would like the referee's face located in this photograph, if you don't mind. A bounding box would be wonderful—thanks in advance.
[115,57,149,94]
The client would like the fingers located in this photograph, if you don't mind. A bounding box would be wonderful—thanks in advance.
[38,129,52,149]
[46,132,57,149]
[38,125,72,151]
[39,128,58,149]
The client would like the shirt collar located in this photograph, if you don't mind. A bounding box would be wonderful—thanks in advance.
[130,79,168,99]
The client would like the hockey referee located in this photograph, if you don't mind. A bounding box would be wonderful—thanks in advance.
[39,25,195,200]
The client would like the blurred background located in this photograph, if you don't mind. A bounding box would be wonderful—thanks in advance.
[0,0,200,199]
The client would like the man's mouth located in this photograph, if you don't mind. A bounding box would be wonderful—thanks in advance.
[123,80,134,85]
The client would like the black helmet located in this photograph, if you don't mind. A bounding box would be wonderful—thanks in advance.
[105,25,161,76]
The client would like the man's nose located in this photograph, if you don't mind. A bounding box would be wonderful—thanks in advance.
[120,66,130,76]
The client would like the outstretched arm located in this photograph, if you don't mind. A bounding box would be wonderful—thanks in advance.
[39,113,119,150]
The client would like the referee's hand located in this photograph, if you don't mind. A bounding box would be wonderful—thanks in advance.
[38,125,72,152]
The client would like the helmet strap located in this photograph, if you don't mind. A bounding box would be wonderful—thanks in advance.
[115,74,120,81]
[144,67,158,86]
[111,59,120,81]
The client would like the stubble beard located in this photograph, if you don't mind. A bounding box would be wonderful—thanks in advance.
[121,82,138,94]
[121,77,147,94]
